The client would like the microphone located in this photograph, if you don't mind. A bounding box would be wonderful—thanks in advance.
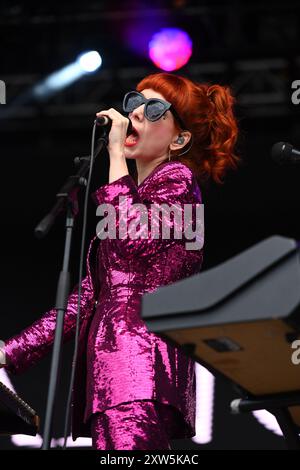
[95,115,133,136]
[271,141,300,165]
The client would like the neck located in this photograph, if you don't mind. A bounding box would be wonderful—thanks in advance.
[136,156,168,185]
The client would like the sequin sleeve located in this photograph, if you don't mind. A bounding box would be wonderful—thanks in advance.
[3,275,94,375]
[92,162,202,259]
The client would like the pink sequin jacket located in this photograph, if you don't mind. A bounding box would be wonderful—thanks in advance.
[4,160,204,440]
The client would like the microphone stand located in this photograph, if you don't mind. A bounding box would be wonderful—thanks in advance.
[38,132,107,450]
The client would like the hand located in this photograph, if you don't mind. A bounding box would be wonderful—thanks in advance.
[96,108,130,158]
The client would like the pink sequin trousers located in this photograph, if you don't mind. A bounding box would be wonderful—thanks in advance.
[90,400,175,450]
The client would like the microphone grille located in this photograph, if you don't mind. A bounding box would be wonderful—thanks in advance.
[271,141,292,164]
[96,116,109,125]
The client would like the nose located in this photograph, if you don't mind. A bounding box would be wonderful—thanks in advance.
[130,104,145,122]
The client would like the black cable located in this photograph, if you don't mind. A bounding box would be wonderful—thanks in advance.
[62,123,105,448]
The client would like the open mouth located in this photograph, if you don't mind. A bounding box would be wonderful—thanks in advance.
[125,127,140,146]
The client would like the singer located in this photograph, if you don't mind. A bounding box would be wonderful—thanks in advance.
[0,73,239,450]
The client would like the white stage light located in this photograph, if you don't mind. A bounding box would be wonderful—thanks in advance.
[77,51,102,73]
[33,51,102,99]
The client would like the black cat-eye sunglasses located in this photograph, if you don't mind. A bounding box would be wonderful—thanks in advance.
[123,91,187,130]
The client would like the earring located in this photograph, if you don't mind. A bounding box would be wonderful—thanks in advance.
[168,148,172,161]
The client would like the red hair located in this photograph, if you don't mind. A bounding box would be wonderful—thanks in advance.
[136,72,240,185]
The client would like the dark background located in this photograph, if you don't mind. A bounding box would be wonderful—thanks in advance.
[1,0,300,450]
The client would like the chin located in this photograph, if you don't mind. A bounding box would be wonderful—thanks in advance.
[124,147,143,160]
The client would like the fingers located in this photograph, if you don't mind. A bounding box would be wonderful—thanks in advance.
[95,108,130,155]
[96,108,128,126]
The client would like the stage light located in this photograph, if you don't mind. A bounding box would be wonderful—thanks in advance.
[193,363,215,444]
[33,51,102,99]
[77,51,102,73]
[148,28,192,72]
[34,63,82,97]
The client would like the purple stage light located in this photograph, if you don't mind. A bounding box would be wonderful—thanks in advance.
[149,28,193,71]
